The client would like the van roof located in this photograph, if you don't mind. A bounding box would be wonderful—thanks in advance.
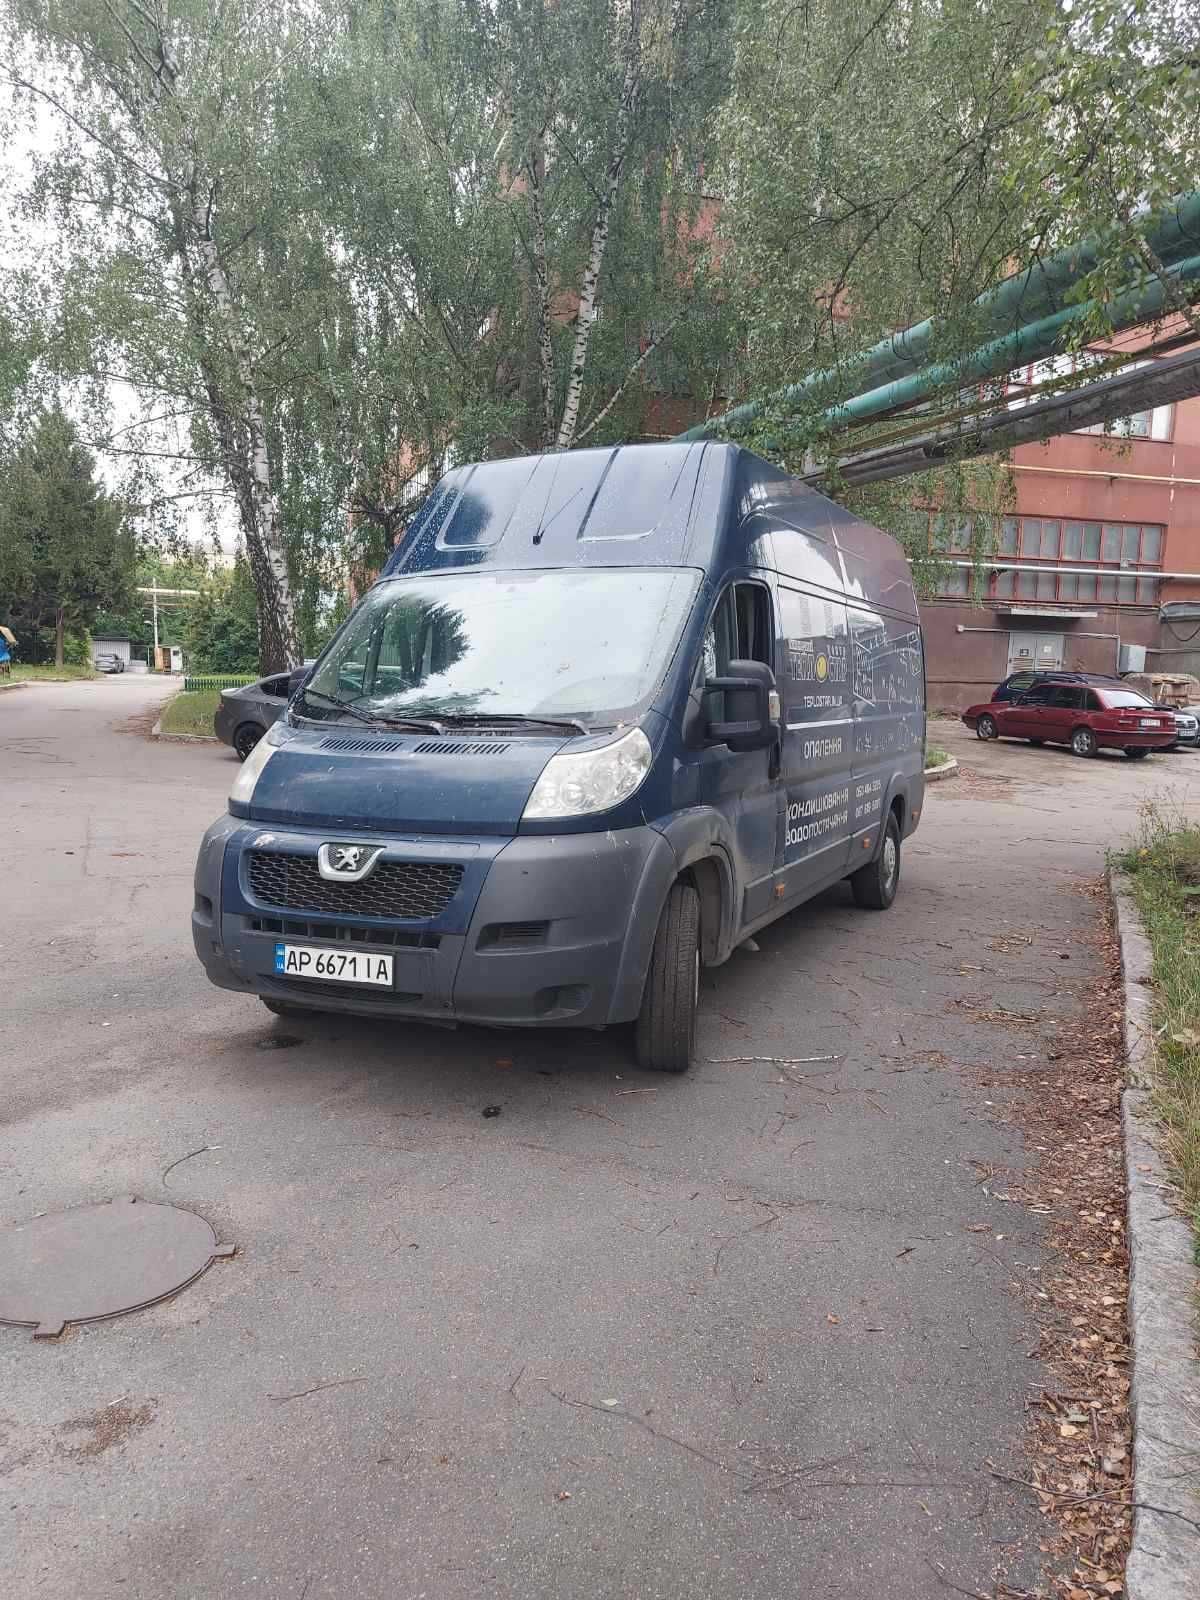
[381,441,918,620]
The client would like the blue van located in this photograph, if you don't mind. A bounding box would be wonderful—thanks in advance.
[192,442,925,1072]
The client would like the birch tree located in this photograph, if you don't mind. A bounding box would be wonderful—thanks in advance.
[310,0,733,576]
[1,0,334,669]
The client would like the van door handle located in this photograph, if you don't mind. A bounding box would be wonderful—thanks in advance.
[768,735,781,781]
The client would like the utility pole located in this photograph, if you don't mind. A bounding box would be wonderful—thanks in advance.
[136,587,200,668]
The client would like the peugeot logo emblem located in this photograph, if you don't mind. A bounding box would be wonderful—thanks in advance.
[317,842,384,882]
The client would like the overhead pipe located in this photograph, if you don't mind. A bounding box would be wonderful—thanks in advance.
[804,341,1200,489]
[679,252,1200,447]
[826,193,1200,395]
[677,192,1200,444]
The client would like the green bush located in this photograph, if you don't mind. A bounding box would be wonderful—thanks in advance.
[1120,810,1200,1243]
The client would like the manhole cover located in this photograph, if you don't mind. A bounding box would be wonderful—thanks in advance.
[0,1195,234,1340]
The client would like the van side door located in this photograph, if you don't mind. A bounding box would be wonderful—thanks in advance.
[775,584,854,900]
[696,579,783,929]
[848,606,925,844]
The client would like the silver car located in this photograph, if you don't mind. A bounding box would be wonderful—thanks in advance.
[1165,705,1200,750]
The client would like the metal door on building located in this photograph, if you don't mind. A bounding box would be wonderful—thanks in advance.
[1007,632,1064,676]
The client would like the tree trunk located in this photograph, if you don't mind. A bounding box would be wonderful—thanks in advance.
[528,132,557,450]
[54,608,64,668]
[554,0,643,451]
[188,189,303,672]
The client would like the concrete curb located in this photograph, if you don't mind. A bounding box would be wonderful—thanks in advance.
[1108,867,1200,1600]
[922,756,959,782]
[149,715,219,743]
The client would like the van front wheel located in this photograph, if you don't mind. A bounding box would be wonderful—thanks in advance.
[635,880,700,1074]
[851,813,901,911]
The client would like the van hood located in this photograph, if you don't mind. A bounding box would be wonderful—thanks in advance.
[243,727,572,836]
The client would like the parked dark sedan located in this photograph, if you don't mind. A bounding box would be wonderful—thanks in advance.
[963,681,1176,757]
[213,672,295,759]
[991,668,1122,702]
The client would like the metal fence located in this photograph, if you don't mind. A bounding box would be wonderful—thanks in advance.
[183,674,255,692]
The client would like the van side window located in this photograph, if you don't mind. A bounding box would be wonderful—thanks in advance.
[703,583,772,680]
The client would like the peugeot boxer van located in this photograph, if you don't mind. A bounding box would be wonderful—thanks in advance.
[192,442,925,1072]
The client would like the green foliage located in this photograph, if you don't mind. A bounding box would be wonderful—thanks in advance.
[715,0,1199,561]
[1004,0,1200,345]
[3,0,1194,631]
[181,558,260,674]
[2,0,735,663]
[1122,812,1200,1241]
[0,409,135,663]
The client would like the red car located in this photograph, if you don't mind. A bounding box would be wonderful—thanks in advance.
[962,681,1176,759]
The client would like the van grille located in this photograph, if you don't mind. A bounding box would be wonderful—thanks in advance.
[247,852,463,920]
[247,916,441,950]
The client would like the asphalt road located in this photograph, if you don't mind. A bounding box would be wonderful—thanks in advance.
[2,678,1198,1599]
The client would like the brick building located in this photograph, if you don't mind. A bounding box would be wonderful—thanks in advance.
[919,348,1200,708]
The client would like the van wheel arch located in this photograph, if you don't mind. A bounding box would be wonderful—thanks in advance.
[681,855,728,967]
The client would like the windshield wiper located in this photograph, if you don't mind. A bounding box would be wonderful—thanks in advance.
[439,712,590,736]
[299,689,445,734]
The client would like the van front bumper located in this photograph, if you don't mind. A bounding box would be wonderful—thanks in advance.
[192,816,678,1028]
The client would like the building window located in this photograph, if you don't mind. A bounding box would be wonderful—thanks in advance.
[1076,403,1173,441]
[931,514,1164,604]
[1005,354,1174,440]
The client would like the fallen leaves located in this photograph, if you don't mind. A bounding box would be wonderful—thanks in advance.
[981,892,1133,1598]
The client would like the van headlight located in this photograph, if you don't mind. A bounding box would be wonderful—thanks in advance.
[523,726,652,820]
[229,732,278,806]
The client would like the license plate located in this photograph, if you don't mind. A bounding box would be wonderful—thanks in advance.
[273,943,393,987]
[1139,718,1158,728]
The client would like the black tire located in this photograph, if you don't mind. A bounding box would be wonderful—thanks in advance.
[1070,726,1098,758]
[635,880,700,1074]
[234,722,263,761]
[1123,746,1150,761]
[260,997,307,1018]
[1029,738,1044,746]
[976,713,998,740]
[851,811,901,911]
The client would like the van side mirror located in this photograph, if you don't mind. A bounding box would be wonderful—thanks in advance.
[705,659,780,752]
[287,664,312,698]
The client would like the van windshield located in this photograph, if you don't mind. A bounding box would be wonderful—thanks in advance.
[298,567,701,727]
